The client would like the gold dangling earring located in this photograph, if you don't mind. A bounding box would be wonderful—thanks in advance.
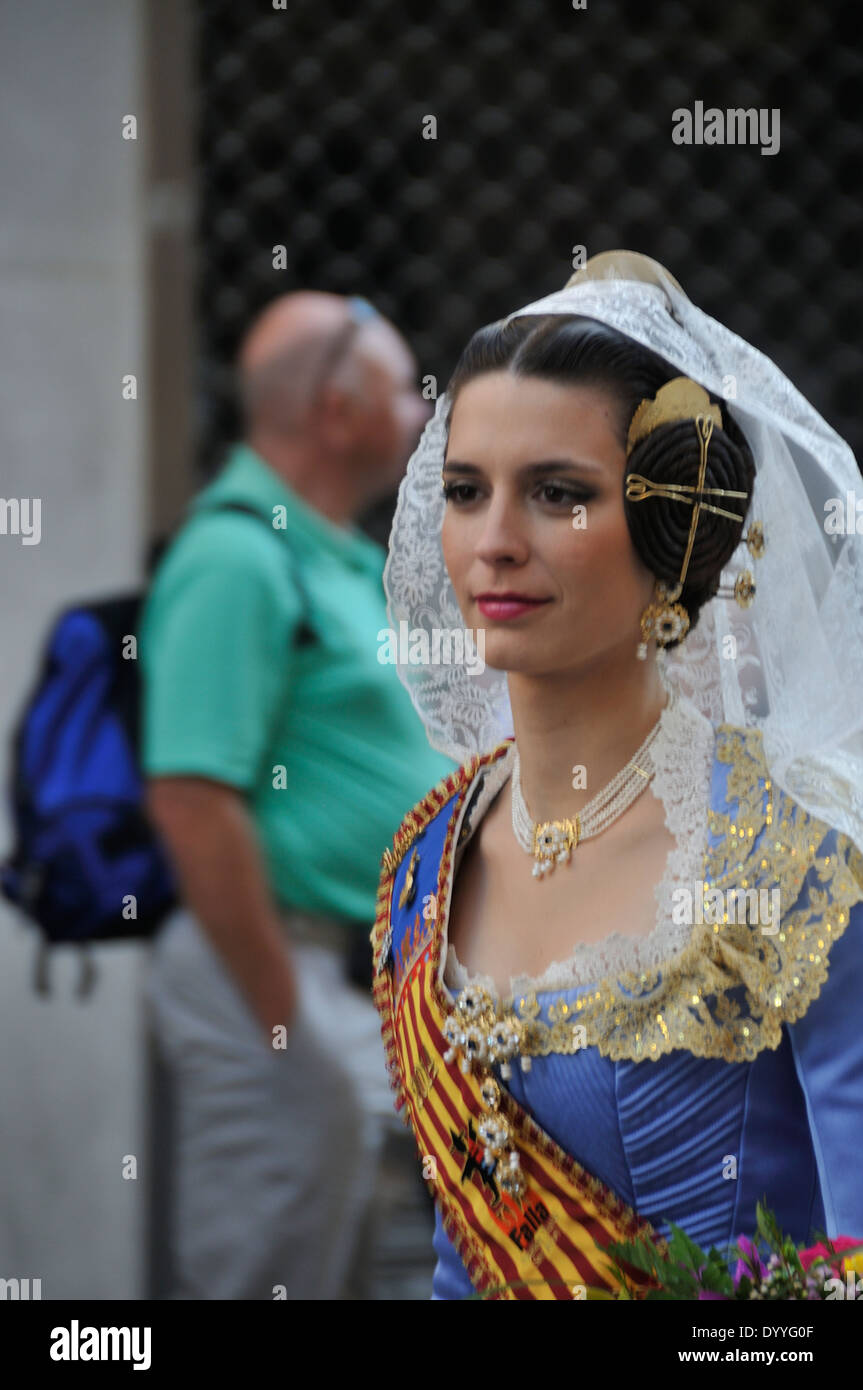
[637,580,690,659]
[653,581,690,647]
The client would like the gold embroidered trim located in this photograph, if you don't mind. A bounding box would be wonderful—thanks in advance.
[512,725,863,1063]
[379,758,484,878]
[375,727,863,1071]
[371,751,494,1113]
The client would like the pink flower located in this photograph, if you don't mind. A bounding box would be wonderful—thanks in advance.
[799,1236,862,1272]
[733,1235,767,1287]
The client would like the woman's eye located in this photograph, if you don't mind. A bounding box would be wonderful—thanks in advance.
[442,481,479,504]
[442,480,594,507]
[536,483,593,506]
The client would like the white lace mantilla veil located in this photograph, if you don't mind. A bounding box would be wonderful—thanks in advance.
[384,250,863,860]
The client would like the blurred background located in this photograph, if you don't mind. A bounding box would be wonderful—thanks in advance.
[0,0,860,1298]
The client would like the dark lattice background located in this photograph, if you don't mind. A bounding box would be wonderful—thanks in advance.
[197,0,862,534]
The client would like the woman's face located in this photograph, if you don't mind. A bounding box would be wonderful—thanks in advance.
[441,370,657,677]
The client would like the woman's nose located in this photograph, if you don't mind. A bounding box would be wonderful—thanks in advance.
[473,498,531,565]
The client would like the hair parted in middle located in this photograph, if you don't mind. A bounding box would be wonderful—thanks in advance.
[445,314,756,648]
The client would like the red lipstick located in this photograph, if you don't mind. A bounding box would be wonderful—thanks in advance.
[475,592,552,621]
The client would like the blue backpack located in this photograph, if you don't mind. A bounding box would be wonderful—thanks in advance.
[1,503,313,991]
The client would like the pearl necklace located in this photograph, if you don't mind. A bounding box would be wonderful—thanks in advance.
[511,694,673,878]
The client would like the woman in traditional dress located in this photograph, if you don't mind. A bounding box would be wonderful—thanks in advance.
[371,251,863,1300]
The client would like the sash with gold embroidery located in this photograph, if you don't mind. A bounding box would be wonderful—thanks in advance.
[371,728,863,1297]
[371,748,663,1301]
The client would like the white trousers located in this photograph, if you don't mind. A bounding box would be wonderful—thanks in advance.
[146,908,433,1300]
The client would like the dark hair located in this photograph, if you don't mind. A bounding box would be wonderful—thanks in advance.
[447,315,755,647]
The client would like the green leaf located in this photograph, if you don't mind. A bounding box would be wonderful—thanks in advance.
[784,1242,804,1275]
[754,1201,783,1251]
[700,1256,734,1295]
[665,1221,711,1272]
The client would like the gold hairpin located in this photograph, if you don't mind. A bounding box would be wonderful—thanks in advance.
[718,570,757,608]
[714,525,766,608]
[624,475,748,524]
[624,378,765,651]
[626,409,721,594]
[744,521,765,559]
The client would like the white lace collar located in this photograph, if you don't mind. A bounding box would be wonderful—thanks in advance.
[442,692,717,1002]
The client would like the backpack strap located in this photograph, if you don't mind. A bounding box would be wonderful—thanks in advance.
[206,501,317,647]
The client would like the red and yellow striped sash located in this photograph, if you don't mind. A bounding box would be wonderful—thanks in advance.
[372,755,663,1301]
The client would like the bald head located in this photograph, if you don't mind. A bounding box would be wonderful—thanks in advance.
[239,291,351,378]
[234,290,431,518]
[238,291,405,438]
[238,292,352,434]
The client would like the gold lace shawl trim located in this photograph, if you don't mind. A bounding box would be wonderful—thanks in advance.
[373,726,863,1069]
[515,724,863,1063]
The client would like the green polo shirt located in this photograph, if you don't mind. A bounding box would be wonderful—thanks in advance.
[140,444,454,923]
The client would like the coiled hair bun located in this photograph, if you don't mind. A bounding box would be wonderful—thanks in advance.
[623,410,756,644]
[447,313,757,647]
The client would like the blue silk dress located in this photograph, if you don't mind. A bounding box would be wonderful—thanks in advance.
[423,729,863,1301]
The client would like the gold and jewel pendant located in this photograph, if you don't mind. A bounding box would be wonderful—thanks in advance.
[398,847,420,908]
[531,818,579,878]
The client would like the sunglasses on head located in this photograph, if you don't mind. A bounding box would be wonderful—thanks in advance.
[309,296,380,395]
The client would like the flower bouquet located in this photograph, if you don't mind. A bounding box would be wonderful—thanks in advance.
[601,1202,863,1300]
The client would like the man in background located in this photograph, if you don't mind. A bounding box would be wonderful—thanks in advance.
[141,292,452,1299]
